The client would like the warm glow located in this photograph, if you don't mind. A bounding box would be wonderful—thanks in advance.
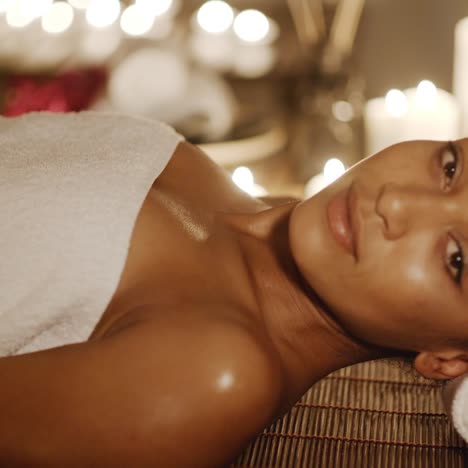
[231,167,267,197]
[18,0,54,19]
[120,4,154,36]
[136,0,173,17]
[332,100,354,122]
[232,166,254,192]
[415,80,438,109]
[323,158,346,184]
[86,0,121,28]
[217,372,234,390]
[197,0,234,34]
[0,0,14,14]
[6,2,33,27]
[305,159,346,198]
[233,9,270,43]
[304,174,327,198]
[41,2,74,33]
[385,89,408,117]
[68,0,91,9]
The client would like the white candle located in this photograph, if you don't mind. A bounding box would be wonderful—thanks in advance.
[189,1,235,71]
[364,89,409,156]
[231,9,278,78]
[405,81,459,141]
[232,166,268,197]
[364,81,460,156]
[233,9,272,44]
[454,17,468,135]
[304,158,346,198]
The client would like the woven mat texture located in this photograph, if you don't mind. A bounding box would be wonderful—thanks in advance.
[231,359,468,467]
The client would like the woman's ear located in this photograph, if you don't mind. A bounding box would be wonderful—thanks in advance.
[414,350,468,380]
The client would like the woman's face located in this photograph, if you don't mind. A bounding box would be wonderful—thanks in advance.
[289,139,468,353]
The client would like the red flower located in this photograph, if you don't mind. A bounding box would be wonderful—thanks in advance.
[2,67,107,116]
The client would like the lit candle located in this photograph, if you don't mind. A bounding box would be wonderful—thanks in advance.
[364,81,460,156]
[129,0,178,39]
[364,89,409,156]
[405,80,459,141]
[41,2,74,34]
[232,166,268,197]
[454,17,468,135]
[233,9,271,43]
[304,158,346,198]
[232,9,278,78]
[85,0,121,28]
[189,0,235,71]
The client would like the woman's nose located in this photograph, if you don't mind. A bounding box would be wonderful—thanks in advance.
[375,182,435,240]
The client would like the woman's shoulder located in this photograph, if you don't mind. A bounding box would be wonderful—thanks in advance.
[94,301,285,463]
[100,301,284,405]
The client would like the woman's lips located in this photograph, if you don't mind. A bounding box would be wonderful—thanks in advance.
[326,186,357,259]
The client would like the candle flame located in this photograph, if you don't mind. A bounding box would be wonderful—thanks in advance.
[416,80,438,110]
[323,158,346,184]
[385,89,408,117]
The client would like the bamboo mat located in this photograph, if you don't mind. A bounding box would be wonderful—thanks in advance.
[230,359,468,467]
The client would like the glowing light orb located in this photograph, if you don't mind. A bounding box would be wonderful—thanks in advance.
[120,4,154,36]
[231,166,267,197]
[233,9,270,43]
[197,0,234,34]
[385,89,408,117]
[42,2,74,34]
[86,0,121,28]
[415,80,438,110]
[0,0,14,14]
[6,3,33,28]
[332,100,354,122]
[323,158,346,184]
[20,0,54,19]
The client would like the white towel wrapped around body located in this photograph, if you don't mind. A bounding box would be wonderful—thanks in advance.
[0,111,184,357]
[443,374,468,442]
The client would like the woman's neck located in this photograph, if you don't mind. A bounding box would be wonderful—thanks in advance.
[221,202,398,406]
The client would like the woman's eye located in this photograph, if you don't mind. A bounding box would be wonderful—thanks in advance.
[441,143,459,190]
[446,235,464,285]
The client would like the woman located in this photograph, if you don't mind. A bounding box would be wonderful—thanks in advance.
[1,111,467,467]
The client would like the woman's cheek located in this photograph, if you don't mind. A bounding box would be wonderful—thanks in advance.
[383,254,438,316]
[404,263,428,286]
[400,239,436,289]
[352,247,427,314]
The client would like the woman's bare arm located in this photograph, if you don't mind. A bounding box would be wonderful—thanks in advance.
[0,305,280,467]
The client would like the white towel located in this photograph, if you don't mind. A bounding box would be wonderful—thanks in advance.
[0,111,184,356]
[443,374,468,442]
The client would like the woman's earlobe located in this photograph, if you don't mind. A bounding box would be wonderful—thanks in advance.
[414,351,468,380]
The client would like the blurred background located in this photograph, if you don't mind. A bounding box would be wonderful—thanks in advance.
[1,0,468,199]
